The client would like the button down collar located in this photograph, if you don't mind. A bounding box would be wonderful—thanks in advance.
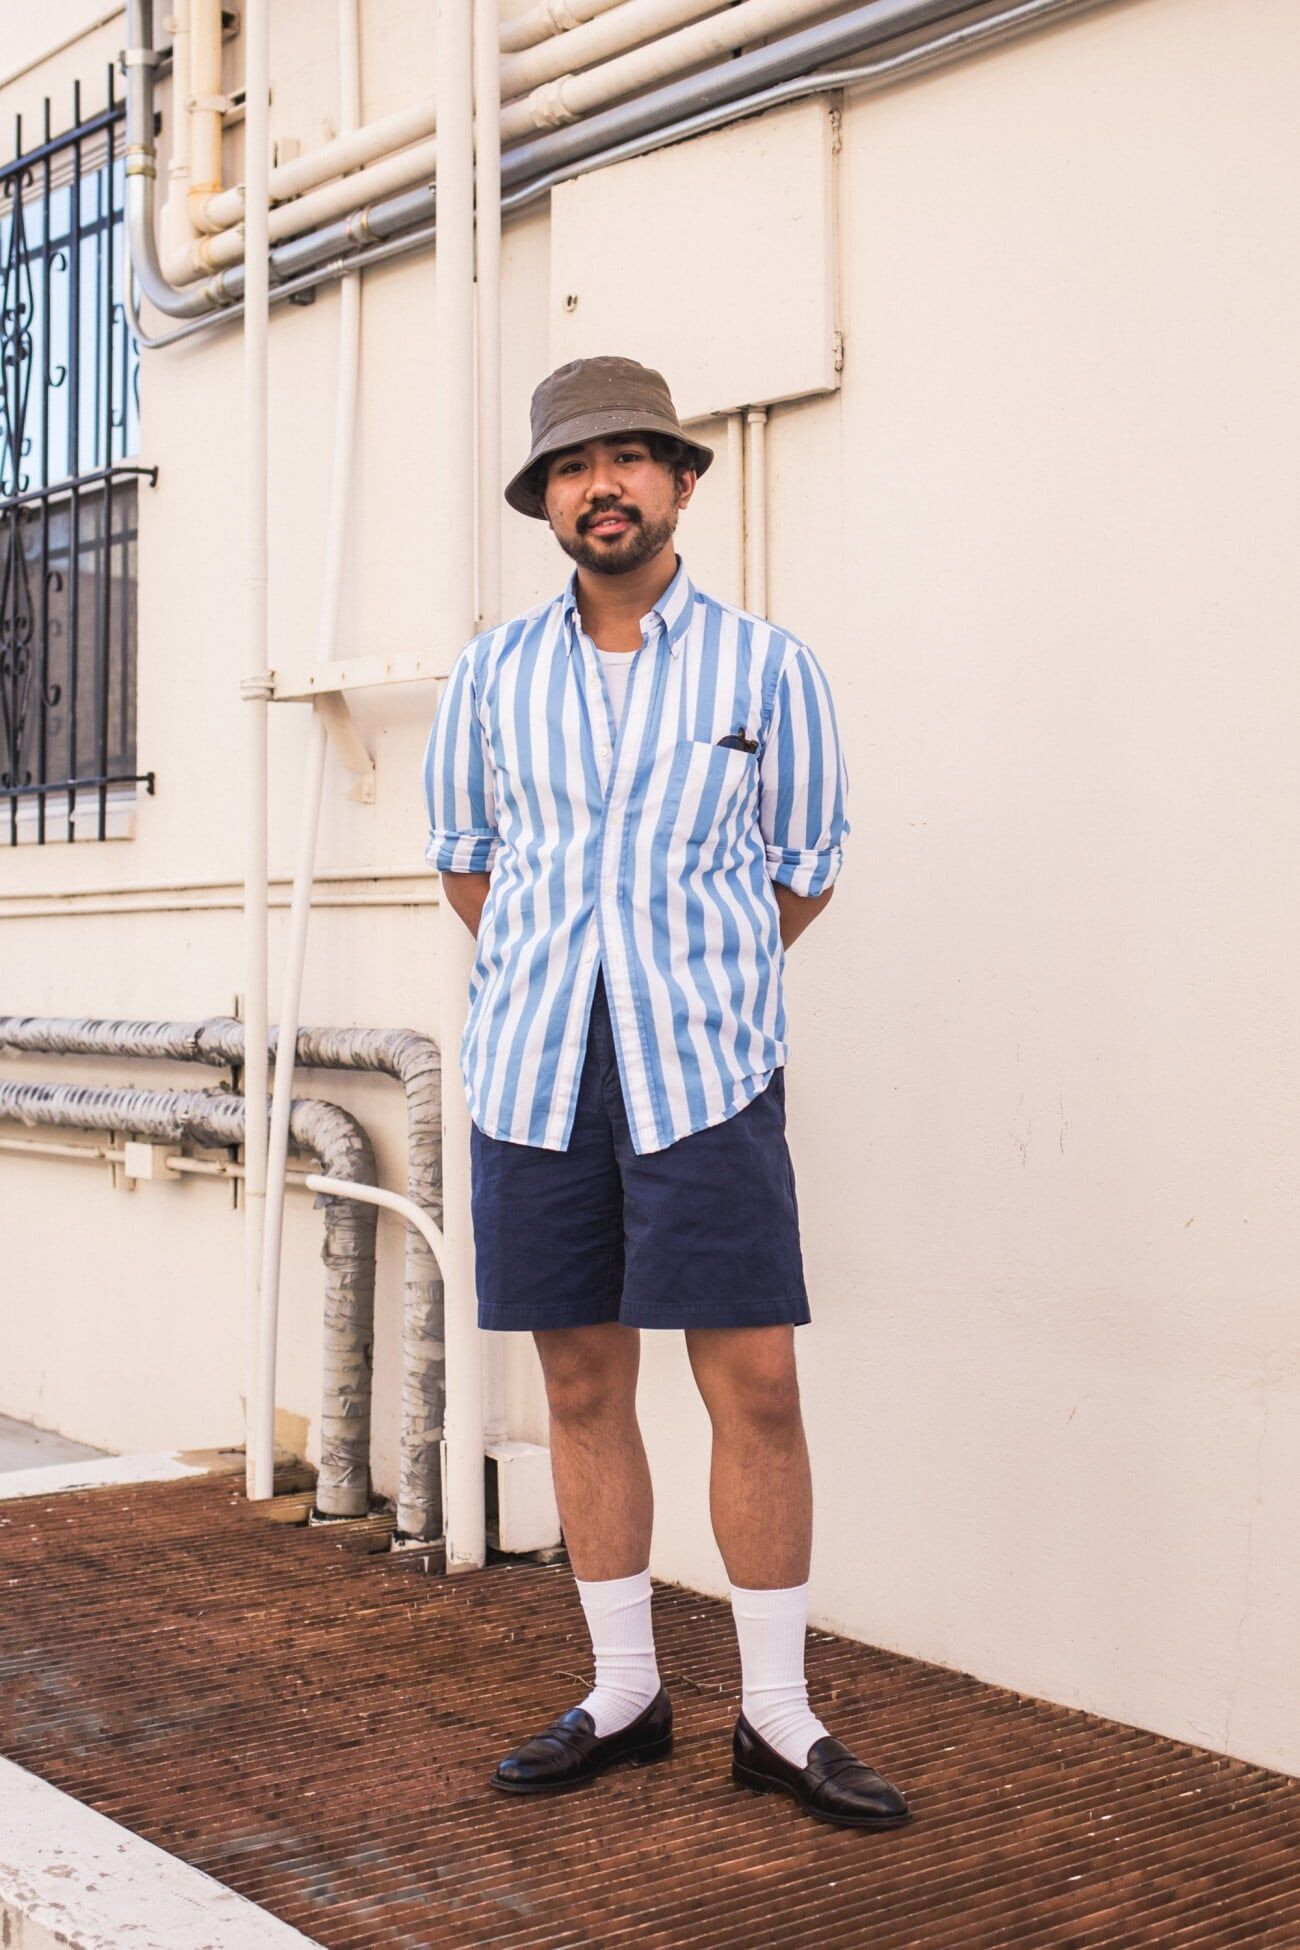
[561,554,696,659]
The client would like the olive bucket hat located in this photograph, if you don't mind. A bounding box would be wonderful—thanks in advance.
[504,354,713,519]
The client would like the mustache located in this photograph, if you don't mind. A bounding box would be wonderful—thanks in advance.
[578,502,642,533]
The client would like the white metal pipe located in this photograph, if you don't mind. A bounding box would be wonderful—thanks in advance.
[500,0,844,136]
[500,0,630,55]
[200,94,439,236]
[474,0,506,1442]
[186,0,226,224]
[158,0,198,270]
[243,0,273,1503]
[167,129,442,283]
[725,412,745,605]
[0,1137,122,1164]
[434,0,487,1575]
[304,1175,447,1265]
[169,1156,313,1184]
[501,0,737,96]
[743,406,768,618]
[259,0,364,1484]
[475,0,503,632]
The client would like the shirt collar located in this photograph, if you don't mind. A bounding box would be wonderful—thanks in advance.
[560,554,696,659]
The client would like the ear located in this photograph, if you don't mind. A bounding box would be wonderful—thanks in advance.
[675,466,698,511]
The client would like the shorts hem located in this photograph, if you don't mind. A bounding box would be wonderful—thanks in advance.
[620,1293,811,1330]
[477,1298,623,1332]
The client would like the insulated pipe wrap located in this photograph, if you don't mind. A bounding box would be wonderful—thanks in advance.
[0,1015,445,1537]
[0,1077,377,1516]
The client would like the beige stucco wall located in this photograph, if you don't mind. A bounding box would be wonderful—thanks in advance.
[2,0,1296,1778]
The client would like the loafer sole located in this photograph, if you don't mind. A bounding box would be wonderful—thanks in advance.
[491,1730,673,1795]
[732,1758,913,1830]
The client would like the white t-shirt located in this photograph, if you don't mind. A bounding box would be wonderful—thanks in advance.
[597,645,639,735]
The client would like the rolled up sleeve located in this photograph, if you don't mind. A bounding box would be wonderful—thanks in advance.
[759,640,850,896]
[422,644,500,874]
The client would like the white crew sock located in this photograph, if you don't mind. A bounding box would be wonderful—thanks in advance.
[573,1567,661,1737]
[730,1580,830,1768]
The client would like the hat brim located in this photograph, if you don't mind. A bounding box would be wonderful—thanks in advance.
[504,408,714,519]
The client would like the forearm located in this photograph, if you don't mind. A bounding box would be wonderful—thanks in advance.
[773,882,834,948]
[440,869,491,937]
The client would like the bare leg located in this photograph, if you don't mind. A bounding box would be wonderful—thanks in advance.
[683,1324,834,1767]
[684,1325,811,1587]
[533,1322,653,1579]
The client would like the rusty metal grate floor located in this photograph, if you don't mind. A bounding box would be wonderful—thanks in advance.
[2,1475,1297,1948]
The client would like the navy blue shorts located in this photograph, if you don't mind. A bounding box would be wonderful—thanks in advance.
[469,970,809,1332]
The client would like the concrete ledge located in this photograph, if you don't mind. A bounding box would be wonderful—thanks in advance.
[0,1757,321,1949]
[0,1447,309,1504]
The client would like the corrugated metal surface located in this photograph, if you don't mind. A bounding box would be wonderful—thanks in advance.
[1,1474,1296,1948]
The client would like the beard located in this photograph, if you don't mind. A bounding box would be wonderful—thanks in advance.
[553,501,678,576]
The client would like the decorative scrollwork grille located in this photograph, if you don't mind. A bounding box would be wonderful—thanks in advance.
[1,73,156,845]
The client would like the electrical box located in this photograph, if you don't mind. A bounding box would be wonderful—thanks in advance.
[486,1441,562,1554]
[121,1140,179,1182]
[550,98,840,422]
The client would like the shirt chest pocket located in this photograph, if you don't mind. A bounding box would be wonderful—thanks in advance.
[659,738,759,846]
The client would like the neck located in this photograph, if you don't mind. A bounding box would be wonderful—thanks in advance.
[574,541,679,652]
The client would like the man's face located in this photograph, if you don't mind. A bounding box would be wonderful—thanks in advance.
[542,434,695,576]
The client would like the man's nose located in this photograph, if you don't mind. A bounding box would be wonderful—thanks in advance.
[585,458,621,501]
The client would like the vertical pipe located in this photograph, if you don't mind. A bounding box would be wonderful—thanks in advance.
[473,0,505,1444]
[187,0,226,219]
[259,0,364,1508]
[743,404,768,619]
[474,0,502,635]
[725,411,744,607]
[434,0,486,1571]
[244,0,272,1500]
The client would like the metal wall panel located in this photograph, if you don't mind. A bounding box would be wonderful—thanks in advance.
[549,98,839,422]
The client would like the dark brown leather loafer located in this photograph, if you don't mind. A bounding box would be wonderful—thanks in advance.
[491,1687,673,1795]
[732,1714,912,1830]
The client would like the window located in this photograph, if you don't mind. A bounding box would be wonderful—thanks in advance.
[1,77,155,845]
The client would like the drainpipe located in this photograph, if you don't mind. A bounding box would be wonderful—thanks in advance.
[243,0,273,1501]
[434,0,486,1574]
[474,0,505,1442]
[259,0,364,1526]
[0,1080,377,1517]
[185,0,228,231]
[157,0,197,273]
[743,406,768,619]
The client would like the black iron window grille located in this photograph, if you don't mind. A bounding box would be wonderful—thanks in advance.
[1,73,157,846]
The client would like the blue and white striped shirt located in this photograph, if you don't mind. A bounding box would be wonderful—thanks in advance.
[423,556,849,1155]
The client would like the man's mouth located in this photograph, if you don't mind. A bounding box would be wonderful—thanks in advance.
[583,509,637,536]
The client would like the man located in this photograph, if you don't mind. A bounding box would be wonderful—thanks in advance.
[423,355,909,1831]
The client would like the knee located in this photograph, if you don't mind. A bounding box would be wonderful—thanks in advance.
[537,1333,633,1427]
[708,1347,802,1439]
